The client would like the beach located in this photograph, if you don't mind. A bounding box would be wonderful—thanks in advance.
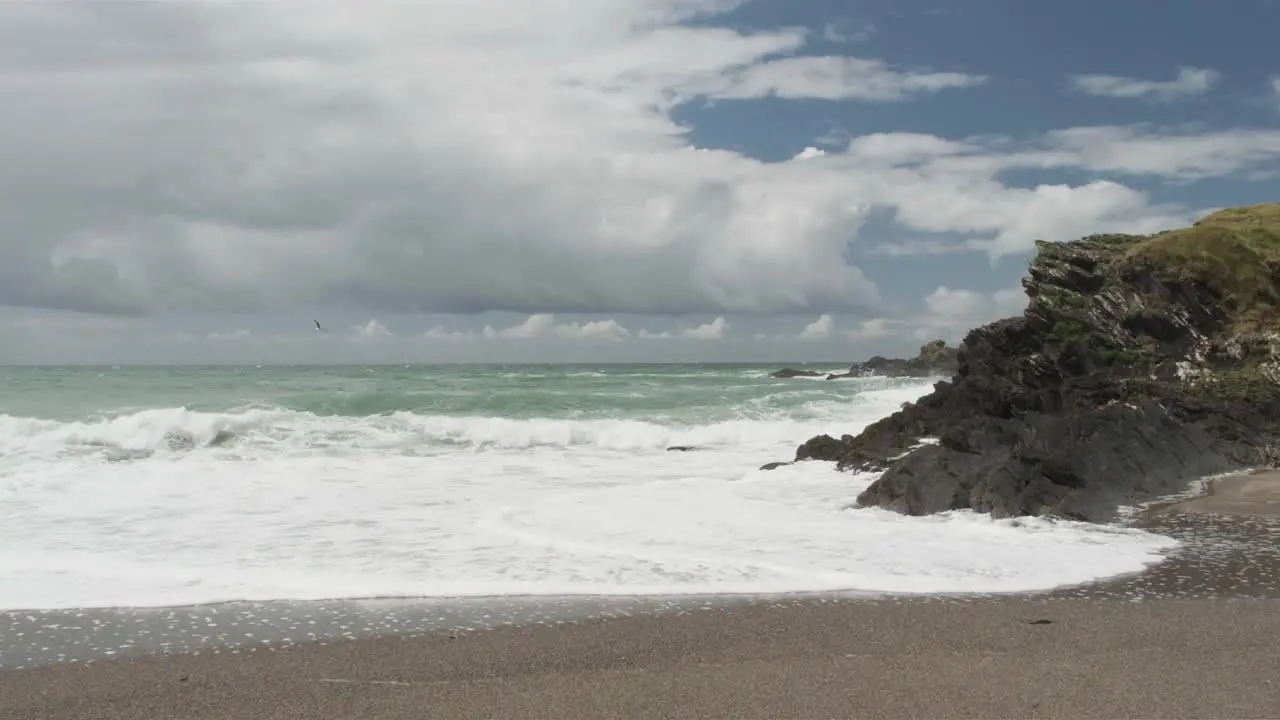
[3,597,1278,718]
[3,472,1278,719]
[2,366,1279,718]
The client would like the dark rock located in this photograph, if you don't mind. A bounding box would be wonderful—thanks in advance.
[771,340,960,381]
[794,204,1280,523]
[666,445,697,452]
[771,368,825,378]
[759,461,792,471]
[836,340,961,379]
[796,434,854,462]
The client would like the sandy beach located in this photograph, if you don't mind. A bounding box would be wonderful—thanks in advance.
[3,472,1279,719]
[3,596,1278,719]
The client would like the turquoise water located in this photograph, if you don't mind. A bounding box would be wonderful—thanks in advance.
[0,363,870,423]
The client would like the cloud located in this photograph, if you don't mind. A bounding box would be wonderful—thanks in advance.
[798,314,834,340]
[839,285,1027,345]
[485,314,556,340]
[701,56,986,101]
[680,316,730,340]
[833,125,1280,257]
[846,132,975,164]
[0,0,962,320]
[425,313,629,343]
[1067,66,1220,101]
[0,1,1271,328]
[208,329,253,342]
[821,20,875,44]
[353,318,393,341]
[554,318,632,341]
[845,318,894,341]
[1029,125,1280,179]
[913,285,1028,340]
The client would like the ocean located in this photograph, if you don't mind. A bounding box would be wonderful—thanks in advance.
[0,364,1179,611]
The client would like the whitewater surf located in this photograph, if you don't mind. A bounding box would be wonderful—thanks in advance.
[0,364,1177,610]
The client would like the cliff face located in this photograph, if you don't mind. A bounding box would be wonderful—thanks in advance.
[796,203,1280,523]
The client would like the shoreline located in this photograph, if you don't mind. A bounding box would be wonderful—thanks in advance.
[4,470,1278,673]
[1147,468,1280,517]
[2,472,1278,717]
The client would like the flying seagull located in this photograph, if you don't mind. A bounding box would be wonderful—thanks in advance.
[314,320,328,333]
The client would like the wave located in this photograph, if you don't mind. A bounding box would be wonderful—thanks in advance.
[0,375,1183,610]
[0,381,935,463]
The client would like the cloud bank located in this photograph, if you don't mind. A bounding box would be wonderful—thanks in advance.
[0,1,1275,333]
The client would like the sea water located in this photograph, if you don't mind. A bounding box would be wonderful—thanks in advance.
[0,364,1178,610]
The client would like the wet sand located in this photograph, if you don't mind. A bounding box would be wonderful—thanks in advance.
[3,473,1279,719]
[1151,468,1280,517]
[2,596,1278,719]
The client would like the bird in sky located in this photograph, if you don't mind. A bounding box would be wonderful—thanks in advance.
[314,320,327,333]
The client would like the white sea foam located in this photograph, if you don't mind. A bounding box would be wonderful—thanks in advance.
[0,380,1178,609]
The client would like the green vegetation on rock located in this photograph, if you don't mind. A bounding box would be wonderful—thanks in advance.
[1020,202,1280,377]
[1036,283,1087,310]
[1120,203,1280,332]
[1187,366,1280,401]
[810,201,1280,524]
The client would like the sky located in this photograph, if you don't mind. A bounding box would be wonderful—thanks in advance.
[1,0,1278,365]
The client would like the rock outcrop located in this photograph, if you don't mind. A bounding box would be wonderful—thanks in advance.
[791,203,1280,523]
[771,340,959,380]
[827,340,960,379]
[770,368,825,378]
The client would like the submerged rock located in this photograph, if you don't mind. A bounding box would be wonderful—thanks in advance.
[796,203,1280,523]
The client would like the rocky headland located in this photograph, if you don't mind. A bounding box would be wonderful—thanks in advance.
[786,203,1280,523]
[771,339,959,380]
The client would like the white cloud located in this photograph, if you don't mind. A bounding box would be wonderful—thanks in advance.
[1030,125,1280,179]
[554,318,632,341]
[913,286,1028,341]
[484,314,556,340]
[1067,66,1220,101]
[821,20,875,44]
[353,318,393,341]
[425,313,629,343]
[0,0,1272,337]
[827,125,1280,257]
[845,318,895,341]
[680,316,729,340]
[846,132,975,164]
[798,314,834,340]
[702,56,986,101]
[636,328,674,340]
[839,286,1028,345]
[1,0,987,320]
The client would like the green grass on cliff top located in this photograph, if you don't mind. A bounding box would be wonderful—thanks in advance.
[1121,202,1280,330]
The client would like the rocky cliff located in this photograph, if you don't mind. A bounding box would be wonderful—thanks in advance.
[792,203,1280,523]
